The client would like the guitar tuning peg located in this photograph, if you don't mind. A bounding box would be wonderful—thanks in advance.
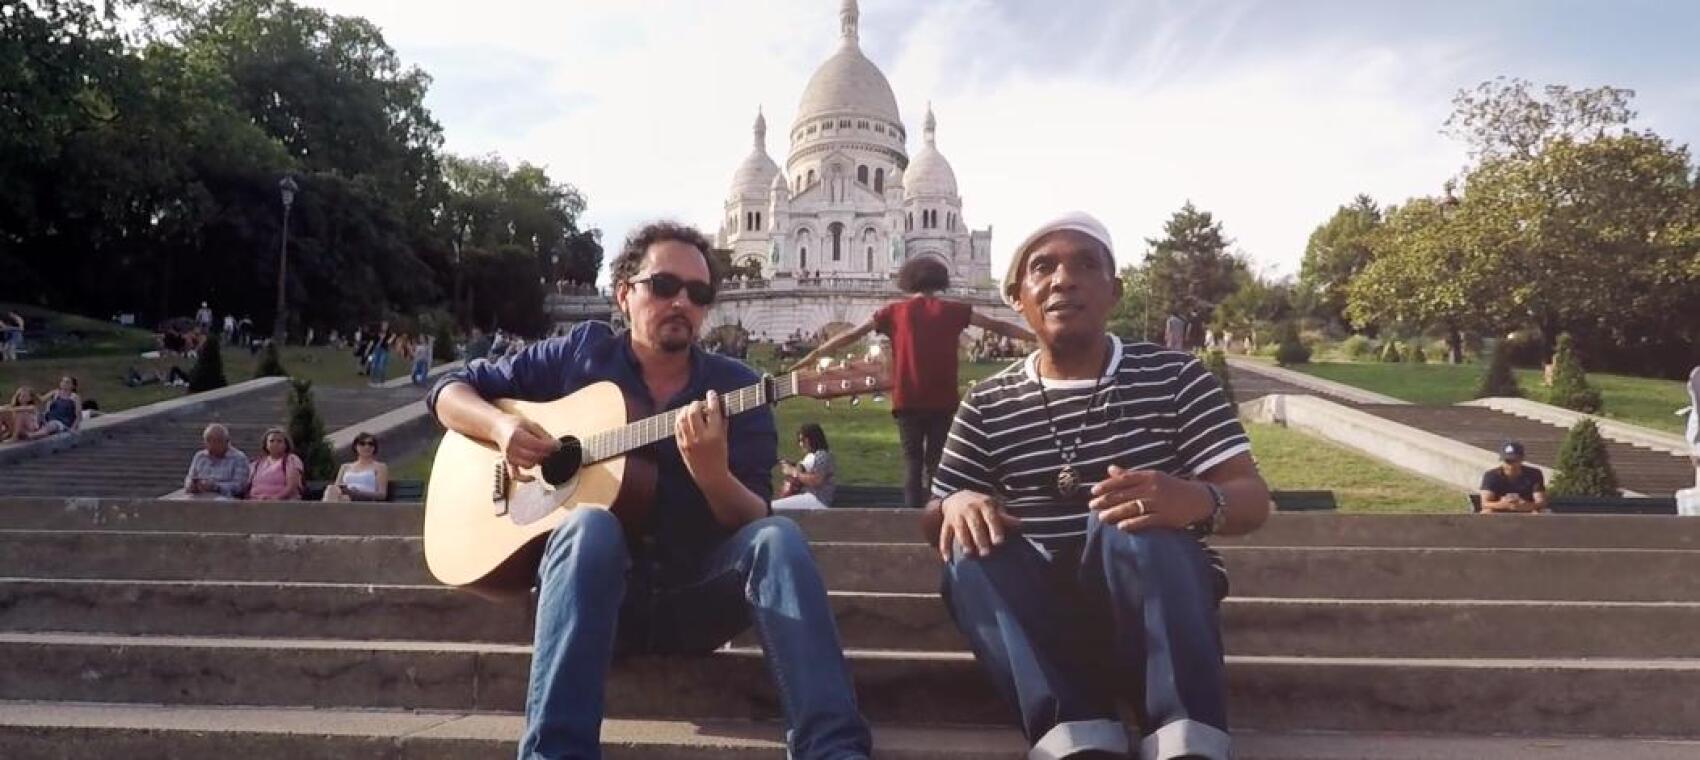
[824,399,832,409]
[872,392,885,403]
[816,356,835,370]
[850,395,861,406]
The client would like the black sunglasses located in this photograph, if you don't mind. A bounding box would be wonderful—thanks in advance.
[631,273,715,306]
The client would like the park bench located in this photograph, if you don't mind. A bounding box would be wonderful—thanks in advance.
[1467,493,1678,515]
[301,479,425,502]
[1271,489,1338,511]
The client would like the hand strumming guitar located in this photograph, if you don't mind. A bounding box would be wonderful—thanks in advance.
[492,413,559,481]
[675,390,730,485]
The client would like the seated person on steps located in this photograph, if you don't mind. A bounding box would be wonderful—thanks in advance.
[1479,440,1548,513]
[774,423,836,509]
[925,212,1271,760]
[183,423,250,498]
[322,431,389,502]
[427,221,871,759]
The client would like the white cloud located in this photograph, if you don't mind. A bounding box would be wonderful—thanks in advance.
[297,0,1687,283]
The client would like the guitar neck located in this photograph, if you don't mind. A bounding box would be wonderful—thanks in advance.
[579,373,802,463]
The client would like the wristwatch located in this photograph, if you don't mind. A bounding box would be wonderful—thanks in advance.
[1196,482,1229,536]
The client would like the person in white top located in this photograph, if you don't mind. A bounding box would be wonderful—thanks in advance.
[322,432,389,501]
[774,423,836,510]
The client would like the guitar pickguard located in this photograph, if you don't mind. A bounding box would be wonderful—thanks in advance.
[503,474,580,526]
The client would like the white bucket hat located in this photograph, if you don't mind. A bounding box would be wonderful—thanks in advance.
[1001,211,1115,308]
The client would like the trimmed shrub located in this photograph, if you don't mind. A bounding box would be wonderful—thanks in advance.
[1549,419,1619,497]
[187,336,227,392]
[1405,342,1427,364]
[1547,333,1602,414]
[433,320,457,368]
[1379,340,1403,363]
[254,341,287,378]
[1474,340,1522,398]
[287,379,337,480]
[1339,334,1375,360]
[1274,322,1311,367]
[1201,349,1235,404]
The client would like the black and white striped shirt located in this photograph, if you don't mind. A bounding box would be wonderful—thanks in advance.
[932,336,1250,569]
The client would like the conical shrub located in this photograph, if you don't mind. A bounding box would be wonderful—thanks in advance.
[1379,340,1403,363]
[1550,419,1619,497]
[1474,340,1521,398]
[1274,322,1310,367]
[1548,333,1602,413]
[287,379,337,480]
[187,336,227,392]
[1202,349,1235,405]
[1405,343,1427,364]
[254,341,288,378]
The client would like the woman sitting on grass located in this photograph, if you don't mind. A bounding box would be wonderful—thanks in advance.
[322,431,390,502]
[1,385,41,442]
[247,427,305,501]
[21,376,80,440]
[774,423,836,510]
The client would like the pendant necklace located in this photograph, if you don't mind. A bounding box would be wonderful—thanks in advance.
[1035,339,1112,497]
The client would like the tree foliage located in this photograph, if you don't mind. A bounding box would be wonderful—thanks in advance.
[1549,419,1618,497]
[286,379,336,480]
[1299,194,1381,327]
[1273,321,1310,367]
[1548,333,1602,414]
[1143,202,1245,334]
[254,341,287,378]
[1475,340,1522,399]
[0,0,597,338]
[187,336,228,392]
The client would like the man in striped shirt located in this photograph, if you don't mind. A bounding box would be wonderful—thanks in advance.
[927,212,1271,760]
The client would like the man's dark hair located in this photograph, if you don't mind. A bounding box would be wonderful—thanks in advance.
[897,257,950,294]
[611,221,721,288]
[798,422,829,452]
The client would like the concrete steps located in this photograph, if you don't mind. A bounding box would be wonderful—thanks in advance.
[3,500,1700,756]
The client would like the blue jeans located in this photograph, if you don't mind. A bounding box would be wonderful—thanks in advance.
[519,509,871,759]
[411,358,429,385]
[368,348,389,383]
[941,516,1229,760]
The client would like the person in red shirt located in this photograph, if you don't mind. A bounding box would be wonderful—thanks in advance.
[792,257,1033,506]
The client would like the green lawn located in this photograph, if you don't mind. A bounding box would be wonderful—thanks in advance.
[1292,361,1689,434]
[0,344,424,414]
[0,302,158,358]
[1245,422,1464,513]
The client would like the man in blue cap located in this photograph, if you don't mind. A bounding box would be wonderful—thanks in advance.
[1479,440,1548,513]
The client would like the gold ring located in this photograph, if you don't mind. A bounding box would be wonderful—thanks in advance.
[1135,498,1147,516]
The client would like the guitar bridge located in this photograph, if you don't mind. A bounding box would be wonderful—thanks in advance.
[492,462,510,516]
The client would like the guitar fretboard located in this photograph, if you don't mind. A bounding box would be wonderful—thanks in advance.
[579,373,800,463]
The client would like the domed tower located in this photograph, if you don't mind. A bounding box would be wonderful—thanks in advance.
[720,109,780,273]
[786,0,905,202]
[903,104,984,280]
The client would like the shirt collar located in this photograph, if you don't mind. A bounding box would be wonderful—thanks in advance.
[617,330,707,403]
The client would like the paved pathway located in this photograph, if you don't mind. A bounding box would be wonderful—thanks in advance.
[0,383,424,499]
[1230,363,1693,496]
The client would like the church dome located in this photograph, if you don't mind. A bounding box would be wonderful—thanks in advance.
[730,110,780,198]
[793,0,902,128]
[904,106,957,198]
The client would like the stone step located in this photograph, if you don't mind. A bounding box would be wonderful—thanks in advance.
[4,702,1698,759]
[2,632,1698,736]
[5,530,1699,601]
[8,499,1700,550]
[7,578,1699,659]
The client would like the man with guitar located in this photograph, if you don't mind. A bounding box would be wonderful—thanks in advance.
[429,221,871,759]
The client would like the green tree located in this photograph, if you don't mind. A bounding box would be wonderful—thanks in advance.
[254,341,288,378]
[1443,77,1636,161]
[1107,264,1151,341]
[1273,321,1310,367]
[1547,333,1602,413]
[1379,340,1403,363]
[1475,340,1521,398]
[1201,349,1235,404]
[1143,202,1245,335]
[187,336,228,392]
[1299,194,1381,327]
[286,379,337,480]
[1549,419,1619,497]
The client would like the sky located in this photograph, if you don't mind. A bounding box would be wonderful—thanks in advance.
[297,0,1700,281]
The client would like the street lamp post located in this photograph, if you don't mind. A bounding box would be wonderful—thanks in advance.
[274,176,298,343]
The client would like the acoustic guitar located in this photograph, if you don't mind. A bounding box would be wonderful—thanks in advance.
[424,357,891,591]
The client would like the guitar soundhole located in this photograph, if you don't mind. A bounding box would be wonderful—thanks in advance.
[540,437,583,486]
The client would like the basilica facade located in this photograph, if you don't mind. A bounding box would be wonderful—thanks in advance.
[708,0,1010,339]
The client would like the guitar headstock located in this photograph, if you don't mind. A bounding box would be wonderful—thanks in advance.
[791,350,891,401]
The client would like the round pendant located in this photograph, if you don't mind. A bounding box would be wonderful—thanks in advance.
[1056,465,1079,496]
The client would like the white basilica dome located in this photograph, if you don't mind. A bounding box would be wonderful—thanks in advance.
[793,0,902,129]
[729,111,780,198]
[904,106,957,198]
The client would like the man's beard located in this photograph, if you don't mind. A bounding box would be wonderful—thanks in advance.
[656,316,694,353]
[658,333,692,353]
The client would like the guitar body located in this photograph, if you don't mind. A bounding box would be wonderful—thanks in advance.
[424,381,655,591]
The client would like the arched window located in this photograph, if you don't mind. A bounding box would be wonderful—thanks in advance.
[857,165,868,185]
[800,247,808,270]
[866,246,874,271]
[873,169,884,193]
[829,222,844,261]
[907,212,913,231]
[806,169,816,186]
[755,212,762,230]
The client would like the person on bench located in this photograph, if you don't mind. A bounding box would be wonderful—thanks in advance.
[775,423,836,509]
[1479,440,1548,513]
[322,431,389,502]
[183,423,250,499]
[927,212,1271,760]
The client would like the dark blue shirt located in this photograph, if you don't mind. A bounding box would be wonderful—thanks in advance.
[426,321,777,585]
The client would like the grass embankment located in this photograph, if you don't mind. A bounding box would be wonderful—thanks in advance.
[0,344,421,414]
[1290,361,1689,434]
